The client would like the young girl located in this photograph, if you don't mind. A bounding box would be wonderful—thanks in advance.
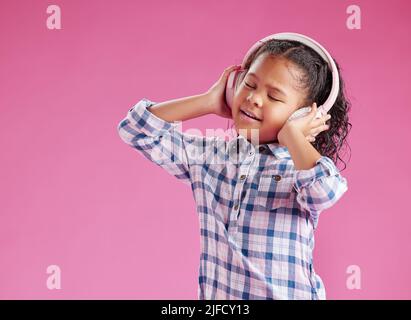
[117,37,351,300]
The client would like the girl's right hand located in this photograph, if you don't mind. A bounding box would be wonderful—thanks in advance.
[205,65,240,119]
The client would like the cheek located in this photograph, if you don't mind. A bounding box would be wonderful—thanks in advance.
[232,89,243,104]
[262,108,288,127]
[231,93,245,117]
[232,97,239,112]
[259,108,290,137]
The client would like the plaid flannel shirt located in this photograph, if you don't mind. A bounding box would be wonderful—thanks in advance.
[117,98,348,300]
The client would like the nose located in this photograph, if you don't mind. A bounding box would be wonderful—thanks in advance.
[246,93,263,108]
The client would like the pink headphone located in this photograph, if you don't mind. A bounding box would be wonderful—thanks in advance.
[225,32,340,122]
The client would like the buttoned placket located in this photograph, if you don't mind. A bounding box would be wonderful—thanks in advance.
[226,141,257,235]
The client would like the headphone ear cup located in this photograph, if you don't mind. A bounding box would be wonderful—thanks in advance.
[225,69,245,109]
[225,70,237,109]
[235,70,246,91]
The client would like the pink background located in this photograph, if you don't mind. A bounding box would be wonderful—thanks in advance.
[1,0,410,299]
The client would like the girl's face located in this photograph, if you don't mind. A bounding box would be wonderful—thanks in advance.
[232,53,309,144]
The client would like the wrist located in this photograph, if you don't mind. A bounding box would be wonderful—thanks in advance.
[277,124,289,146]
[278,123,298,147]
[201,91,217,115]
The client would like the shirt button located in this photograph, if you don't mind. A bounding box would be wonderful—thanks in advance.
[240,175,246,180]
[274,175,282,181]
[249,151,254,156]
[259,146,266,152]
[234,204,239,210]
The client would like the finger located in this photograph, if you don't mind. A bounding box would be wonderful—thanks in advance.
[311,102,317,113]
[309,102,318,120]
[313,127,327,136]
[306,133,315,141]
[313,114,331,127]
[226,65,240,72]
[322,113,331,124]
[310,124,330,137]
[223,65,240,78]
[310,131,318,137]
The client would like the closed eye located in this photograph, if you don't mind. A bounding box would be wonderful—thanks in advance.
[244,82,281,102]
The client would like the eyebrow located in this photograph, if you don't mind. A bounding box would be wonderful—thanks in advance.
[247,72,288,97]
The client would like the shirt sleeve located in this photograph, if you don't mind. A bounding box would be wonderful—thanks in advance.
[293,155,348,224]
[117,98,204,186]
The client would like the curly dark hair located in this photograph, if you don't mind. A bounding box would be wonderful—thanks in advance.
[231,39,352,172]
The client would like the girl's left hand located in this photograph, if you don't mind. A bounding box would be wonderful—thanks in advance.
[278,102,331,144]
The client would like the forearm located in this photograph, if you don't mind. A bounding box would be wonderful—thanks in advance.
[278,125,322,170]
[147,93,213,122]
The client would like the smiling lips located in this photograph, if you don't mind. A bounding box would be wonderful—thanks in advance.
[239,107,262,121]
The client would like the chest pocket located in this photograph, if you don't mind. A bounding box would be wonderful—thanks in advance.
[254,169,295,211]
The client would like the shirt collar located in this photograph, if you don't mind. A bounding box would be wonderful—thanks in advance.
[227,134,291,160]
[265,141,291,159]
